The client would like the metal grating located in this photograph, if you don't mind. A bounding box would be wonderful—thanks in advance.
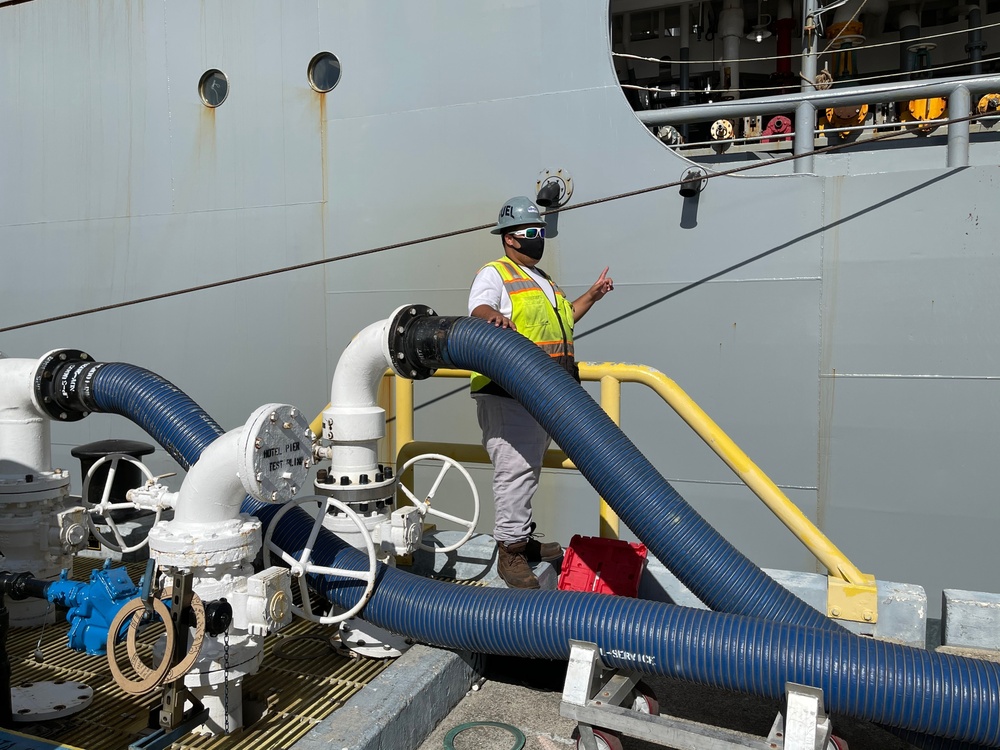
[6,558,394,750]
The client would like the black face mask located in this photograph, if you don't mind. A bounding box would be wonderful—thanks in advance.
[517,236,544,260]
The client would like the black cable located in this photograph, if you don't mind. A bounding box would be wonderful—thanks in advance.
[0,222,491,334]
[0,109,989,336]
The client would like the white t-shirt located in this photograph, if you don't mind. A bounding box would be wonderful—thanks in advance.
[468,261,557,317]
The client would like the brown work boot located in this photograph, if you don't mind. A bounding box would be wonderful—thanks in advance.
[525,535,563,563]
[497,540,540,589]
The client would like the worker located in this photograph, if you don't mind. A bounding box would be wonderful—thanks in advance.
[468,196,614,588]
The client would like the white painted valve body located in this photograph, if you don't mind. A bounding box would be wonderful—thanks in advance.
[317,311,418,561]
[147,404,309,734]
[0,355,88,626]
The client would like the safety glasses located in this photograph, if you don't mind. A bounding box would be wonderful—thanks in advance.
[510,227,545,239]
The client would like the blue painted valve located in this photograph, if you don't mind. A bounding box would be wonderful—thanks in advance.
[46,561,143,655]
[0,560,142,656]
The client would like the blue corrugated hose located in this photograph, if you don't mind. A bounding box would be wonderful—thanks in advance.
[442,318,836,631]
[85,346,1000,747]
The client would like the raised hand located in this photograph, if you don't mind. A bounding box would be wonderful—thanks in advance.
[590,267,614,301]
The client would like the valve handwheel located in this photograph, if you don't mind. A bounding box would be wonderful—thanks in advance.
[82,453,161,554]
[398,454,480,553]
[263,496,378,625]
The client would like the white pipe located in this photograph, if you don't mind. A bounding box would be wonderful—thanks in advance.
[329,319,392,408]
[326,318,393,476]
[863,0,888,34]
[719,0,744,99]
[172,429,244,526]
[801,0,819,93]
[897,9,919,29]
[832,0,864,26]
[0,356,52,477]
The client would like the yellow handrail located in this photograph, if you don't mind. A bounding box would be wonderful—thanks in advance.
[390,363,869,586]
[393,372,622,540]
[312,361,877,619]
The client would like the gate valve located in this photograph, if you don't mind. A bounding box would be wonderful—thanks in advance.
[82,454,172,554]
[264,499,376,626]
[398,454,481,553]
[0,562,143,656]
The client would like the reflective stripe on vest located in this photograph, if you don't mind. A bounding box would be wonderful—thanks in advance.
[471,259,576,393]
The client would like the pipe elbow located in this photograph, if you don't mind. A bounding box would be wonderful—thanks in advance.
[0,356,46,421]
[325,305,455,449]
[0,356,54,476]
[330,319,394,410]
[328,303,453,409]
[172,430,245,526]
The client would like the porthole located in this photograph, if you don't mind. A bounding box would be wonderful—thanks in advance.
[198,69,229,108]
[308,52,342,93]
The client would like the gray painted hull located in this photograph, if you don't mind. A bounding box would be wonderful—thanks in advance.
[2,0,999,617]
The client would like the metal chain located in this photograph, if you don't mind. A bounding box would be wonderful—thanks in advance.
[223,628,230,735]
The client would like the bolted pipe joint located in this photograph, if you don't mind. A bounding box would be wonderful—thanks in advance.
[386,304,456,380]
[324,304,457,479]
[32,349,103,423]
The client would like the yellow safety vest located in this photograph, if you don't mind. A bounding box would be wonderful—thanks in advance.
[471,258,577,395]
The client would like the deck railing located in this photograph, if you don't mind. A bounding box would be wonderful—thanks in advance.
[311,361,879,620]
[637,73,1000,170]
[389,364,871,587]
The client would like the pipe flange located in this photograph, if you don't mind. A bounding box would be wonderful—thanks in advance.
[10,680,93,723]
[148,517,262,566]
[387,304,437,380]
[238,404,314,503]
[536,168,574,208]
[33,349,98,422]
[314,475,397,504]
[0,469,70,494]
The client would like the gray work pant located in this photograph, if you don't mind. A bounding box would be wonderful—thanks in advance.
[475,394,551,544]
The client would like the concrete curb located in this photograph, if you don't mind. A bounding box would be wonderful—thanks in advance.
[292,643,483,750]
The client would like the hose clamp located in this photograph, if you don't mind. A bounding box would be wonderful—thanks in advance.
[33,349,103,421]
